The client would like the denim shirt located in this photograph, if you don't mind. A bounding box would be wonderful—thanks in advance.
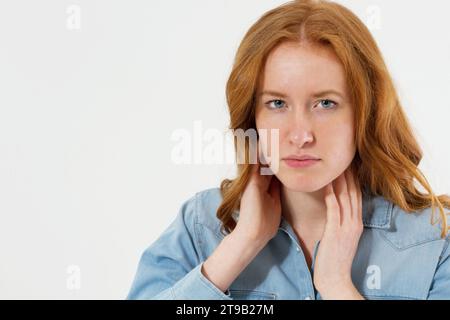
[127,187,450,300]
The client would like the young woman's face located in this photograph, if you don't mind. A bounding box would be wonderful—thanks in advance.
[255,41,356,192]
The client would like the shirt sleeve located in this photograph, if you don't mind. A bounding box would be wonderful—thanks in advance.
[427,235,450,299]
[126,193,233,300]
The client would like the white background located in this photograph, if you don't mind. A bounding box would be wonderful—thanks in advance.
[0,0,449,299]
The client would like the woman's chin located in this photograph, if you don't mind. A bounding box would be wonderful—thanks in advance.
[277,175,325,193]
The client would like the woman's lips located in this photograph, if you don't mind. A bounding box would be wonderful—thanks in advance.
[283,159,321,168]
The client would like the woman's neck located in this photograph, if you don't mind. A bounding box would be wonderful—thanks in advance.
[280,184,328,234]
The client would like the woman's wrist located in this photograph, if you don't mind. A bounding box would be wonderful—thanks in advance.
[201,230,267,293]
[316,280,365,300]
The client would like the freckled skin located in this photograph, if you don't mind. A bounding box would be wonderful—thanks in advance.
[255,41,356,192]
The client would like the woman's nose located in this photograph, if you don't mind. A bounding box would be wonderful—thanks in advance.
[289,130,314,147]
[287,113,314,147]
[283,105,315,147]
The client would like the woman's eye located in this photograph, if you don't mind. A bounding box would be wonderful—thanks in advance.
[318,99,337,109]
[263,99,337,110]
[265,99,286,110]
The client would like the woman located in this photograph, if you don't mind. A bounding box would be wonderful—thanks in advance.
[127,0,450,300]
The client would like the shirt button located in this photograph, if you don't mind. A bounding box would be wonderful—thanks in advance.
[296,247,300,252]
[304,296,312,300]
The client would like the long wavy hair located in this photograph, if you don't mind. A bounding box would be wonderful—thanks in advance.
[217,0,450,238]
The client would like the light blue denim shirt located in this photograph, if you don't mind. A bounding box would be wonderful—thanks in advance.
[127,187,450,300]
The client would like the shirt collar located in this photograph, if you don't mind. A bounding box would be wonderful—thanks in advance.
[361,191,394,229]
[278,189,394,231]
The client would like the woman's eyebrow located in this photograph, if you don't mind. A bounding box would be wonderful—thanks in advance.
[259,89,344,99]
[311,89,344,99]
[258,90,288,98]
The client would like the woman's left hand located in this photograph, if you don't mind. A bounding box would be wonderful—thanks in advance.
[313,166,365,300]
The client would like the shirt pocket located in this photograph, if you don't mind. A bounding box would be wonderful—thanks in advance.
[228,289,277,300]
[352,230,447,300]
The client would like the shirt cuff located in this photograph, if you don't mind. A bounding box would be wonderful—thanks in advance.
[171,262,233,300]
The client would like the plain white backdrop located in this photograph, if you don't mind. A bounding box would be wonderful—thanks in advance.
[0,0,449,299]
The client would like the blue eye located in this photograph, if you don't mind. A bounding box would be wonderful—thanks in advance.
[318,99,337,109]
[265,99,286,110]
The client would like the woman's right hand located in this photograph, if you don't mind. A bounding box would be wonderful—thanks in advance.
[233,163,282,246]
[201,163,282,293]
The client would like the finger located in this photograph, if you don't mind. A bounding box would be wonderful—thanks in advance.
[357,178,363,222]
[345,168,358,220]
[349,166,363,222]
[249,163,272,191]
[250,162,259,175]
[324,182,340,228]
[255,137,266,166]
[249,163,260,181]
[268,176,281,211]
[334,170,352,226]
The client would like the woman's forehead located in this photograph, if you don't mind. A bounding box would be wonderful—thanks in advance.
[260,43,348,99]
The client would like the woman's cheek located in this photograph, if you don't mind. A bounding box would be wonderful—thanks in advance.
[323,127,356,169]
[256,116,284,162]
